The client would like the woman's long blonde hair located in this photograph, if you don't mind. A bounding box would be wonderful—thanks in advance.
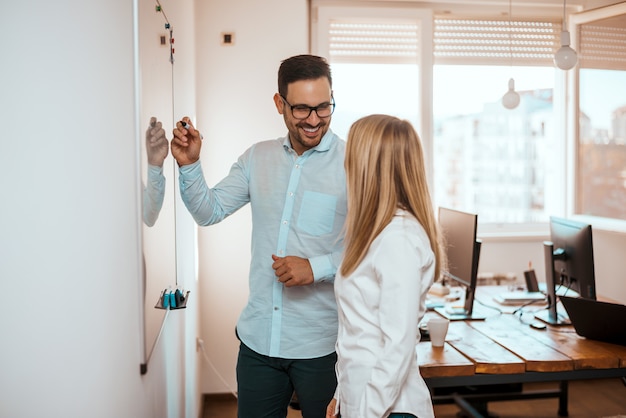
[341,114,445,279]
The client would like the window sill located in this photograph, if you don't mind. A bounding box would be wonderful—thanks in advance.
[477,223,548,243]
[476,217,626,243]
[569,215,626,234]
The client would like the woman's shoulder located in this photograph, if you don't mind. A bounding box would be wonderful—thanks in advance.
[378,210,430,246]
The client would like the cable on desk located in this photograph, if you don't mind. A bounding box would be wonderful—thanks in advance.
[510,281,576,325]
[514,308,542,326]
[511,298,552,325]
[474,298,504,315]
[512,298,548,316]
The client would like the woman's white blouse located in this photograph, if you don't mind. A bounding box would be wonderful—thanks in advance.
[334,210,435,418]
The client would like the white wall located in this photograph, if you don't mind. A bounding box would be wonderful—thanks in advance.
[0,0,198,417]
[584,229,626,303]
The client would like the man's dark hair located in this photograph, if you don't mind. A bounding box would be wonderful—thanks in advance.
[278,55,332,97]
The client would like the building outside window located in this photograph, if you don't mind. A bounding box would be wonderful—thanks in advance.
[433,65,556,223]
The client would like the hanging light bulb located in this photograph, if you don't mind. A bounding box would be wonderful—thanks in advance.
[502,0,519,110]
[554,0,578,70]
[502,78,521,109]
[554,30,578,70]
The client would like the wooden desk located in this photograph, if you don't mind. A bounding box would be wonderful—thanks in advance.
[418,286,626,417]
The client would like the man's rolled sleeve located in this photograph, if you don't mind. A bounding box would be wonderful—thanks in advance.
[309,254,336,283]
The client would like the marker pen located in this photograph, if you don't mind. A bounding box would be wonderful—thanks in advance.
[180,121,204,139]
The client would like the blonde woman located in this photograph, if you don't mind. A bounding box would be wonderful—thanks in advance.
[327,114,444,418]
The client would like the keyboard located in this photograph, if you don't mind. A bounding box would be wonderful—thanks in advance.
[494,291,546,305]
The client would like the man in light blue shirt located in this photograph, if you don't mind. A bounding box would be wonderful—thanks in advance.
[170,55,346,418]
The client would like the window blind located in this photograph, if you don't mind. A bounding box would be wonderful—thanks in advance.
[327,16,563,67]
[434,18,561,66]
[579,23,626,70]
[328,21,419,64]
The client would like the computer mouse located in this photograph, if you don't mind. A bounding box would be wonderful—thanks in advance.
[530,321,547,330]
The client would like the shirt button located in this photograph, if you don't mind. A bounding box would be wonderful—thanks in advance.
[283,220,288,225]
[274,306,279,311]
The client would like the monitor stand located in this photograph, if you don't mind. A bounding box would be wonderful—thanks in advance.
[534,241,571,326]
[533,309,570,326]
[435,306,486,321]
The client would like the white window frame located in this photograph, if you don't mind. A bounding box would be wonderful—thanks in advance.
[312,2,434,188]
[570,2,626,233]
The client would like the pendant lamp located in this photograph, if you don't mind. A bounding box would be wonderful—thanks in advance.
[554,0,578,70]
[502,0,520,110]
[502,78,521,109]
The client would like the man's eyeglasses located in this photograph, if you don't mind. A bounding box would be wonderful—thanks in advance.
[280,95,335,120]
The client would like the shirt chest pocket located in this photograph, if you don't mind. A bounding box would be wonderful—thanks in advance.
[297,191,337,236]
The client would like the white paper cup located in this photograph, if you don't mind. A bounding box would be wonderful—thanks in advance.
[427,317,450,347]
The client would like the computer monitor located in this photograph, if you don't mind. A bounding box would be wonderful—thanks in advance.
[535,216,596,326]
[550,217,596,299]
[435,207,484,320]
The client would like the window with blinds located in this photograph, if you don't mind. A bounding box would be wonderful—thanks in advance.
[433,17,561,66]
[576,13,626,220]
[327,16,563,67]
[328,21,419,64]
[317,3,626,225]
[579,21,626,70]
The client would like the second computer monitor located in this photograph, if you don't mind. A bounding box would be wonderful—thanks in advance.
[535,216,597,326]
[549,216,596,300]
[436,207,483,320]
